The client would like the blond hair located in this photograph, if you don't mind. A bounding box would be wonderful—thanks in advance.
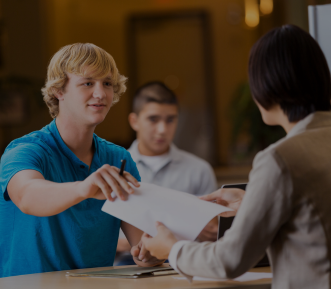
[41,43,127,118]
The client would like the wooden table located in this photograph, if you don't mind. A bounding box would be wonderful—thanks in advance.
[0,265,272,289]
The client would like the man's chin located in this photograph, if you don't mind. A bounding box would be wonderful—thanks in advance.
[150,145,170,156]
[88,116,107,126]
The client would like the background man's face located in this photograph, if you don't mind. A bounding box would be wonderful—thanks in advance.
[129,103,179,156]
[58,72,114,127]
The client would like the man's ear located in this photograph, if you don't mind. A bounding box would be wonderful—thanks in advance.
[128,112,139,132]
[53,89,64,101]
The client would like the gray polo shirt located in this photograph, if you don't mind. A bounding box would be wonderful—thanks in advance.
[128,140,217,196]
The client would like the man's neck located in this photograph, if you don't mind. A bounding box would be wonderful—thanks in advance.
[137,141,170,157]
[56,116,95,166]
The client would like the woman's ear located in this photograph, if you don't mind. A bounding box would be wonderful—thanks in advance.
[128,112,139,131]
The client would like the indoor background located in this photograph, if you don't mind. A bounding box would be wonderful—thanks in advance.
[0,0,329,185]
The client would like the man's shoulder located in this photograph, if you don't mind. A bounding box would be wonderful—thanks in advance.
[174,147,212,169]
[4,127,54,156]
[94,135,129,155]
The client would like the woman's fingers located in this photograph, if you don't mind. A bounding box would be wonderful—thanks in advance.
[199,189,222,202]
[219,211,237,217]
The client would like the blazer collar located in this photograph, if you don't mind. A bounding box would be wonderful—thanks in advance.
[287,111,331,139]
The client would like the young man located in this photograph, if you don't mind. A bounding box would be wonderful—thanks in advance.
[115,82,218,264]
[0,43,161,278]
[128,81,217,195]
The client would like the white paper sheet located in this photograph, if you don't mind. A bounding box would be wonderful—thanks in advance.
[173,272,272,282]
[101,182,232,241]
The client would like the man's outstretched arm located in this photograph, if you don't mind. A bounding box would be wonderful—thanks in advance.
[8,165,139,217]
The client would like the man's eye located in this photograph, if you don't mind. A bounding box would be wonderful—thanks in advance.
[84,82,93,86]
[166,117,176,123]
[104,82,112,86]
[149,117,158,123]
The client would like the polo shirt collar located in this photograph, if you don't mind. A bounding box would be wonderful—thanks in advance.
[129,140,182,164]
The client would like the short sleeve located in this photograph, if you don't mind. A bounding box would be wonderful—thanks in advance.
[125,151,141,182]
[0,142,46,201]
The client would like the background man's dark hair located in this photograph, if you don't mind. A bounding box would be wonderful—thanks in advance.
[249,24,331,122]
[132,81,178,114]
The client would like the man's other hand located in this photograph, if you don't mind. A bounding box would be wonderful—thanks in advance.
[130,238,165,267]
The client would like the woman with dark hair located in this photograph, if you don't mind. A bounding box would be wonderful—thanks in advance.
[140,25,331,289]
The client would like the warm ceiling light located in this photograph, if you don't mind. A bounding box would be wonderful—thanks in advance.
[260,0,273,15]
[245,0,259,27]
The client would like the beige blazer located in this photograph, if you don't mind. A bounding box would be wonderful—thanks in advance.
[174,112,331,289]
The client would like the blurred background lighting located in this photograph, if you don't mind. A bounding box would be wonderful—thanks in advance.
[245,0,260,27]
[164,75,180,90]
[260,0,273,15]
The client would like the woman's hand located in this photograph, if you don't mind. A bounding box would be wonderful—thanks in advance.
[200,188,245,217]
[196,216,218,242]
[141,222,178,260]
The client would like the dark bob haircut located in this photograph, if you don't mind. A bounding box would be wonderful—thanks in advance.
[132,81,178,114]
[249,24,331,122]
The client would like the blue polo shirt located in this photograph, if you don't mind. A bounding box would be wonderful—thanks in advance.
[0,120,140,278]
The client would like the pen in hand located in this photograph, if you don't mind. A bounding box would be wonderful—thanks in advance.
[119,159,138,197]
[113,159,129,201]
[119,159,126,176]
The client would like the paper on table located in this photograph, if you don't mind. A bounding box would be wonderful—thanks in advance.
[101,182,232,241]
[173,272,273,282]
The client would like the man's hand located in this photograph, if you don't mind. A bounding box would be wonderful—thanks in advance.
[200,188,245,217]
[117,238,131,252]
[196,216,218,242]
[130,240,165,267]
[77,164,140,202]
[141,222,178,260]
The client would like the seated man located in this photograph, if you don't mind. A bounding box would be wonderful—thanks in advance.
[0,43,161,278]
[116,82,218,264]
[128,81,217,195]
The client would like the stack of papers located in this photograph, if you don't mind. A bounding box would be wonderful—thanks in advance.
[102,182,232,240]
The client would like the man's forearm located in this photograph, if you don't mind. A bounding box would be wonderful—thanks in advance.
[121,221,143,246]
[17,179,85,216]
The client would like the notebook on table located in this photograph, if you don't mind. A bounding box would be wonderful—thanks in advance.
[218,183,270,268]
[66,266,178,279]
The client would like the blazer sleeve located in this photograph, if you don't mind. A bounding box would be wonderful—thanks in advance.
[174,148,293,279]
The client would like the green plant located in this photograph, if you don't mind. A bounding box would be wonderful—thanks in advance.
[230,82,285,158]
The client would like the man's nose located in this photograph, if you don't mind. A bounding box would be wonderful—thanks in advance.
[93,83,106,99]
[156,121,167,133]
